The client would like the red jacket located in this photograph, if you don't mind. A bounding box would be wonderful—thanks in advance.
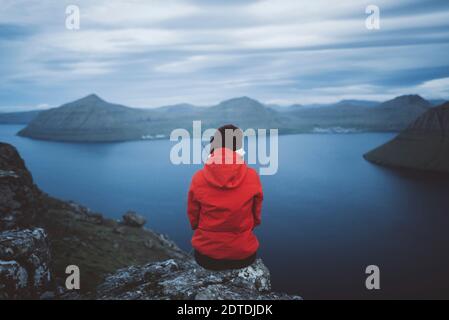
[187,148,263,260]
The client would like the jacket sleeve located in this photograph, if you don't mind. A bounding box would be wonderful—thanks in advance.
[252,175,263,228]
[187,180,201,230]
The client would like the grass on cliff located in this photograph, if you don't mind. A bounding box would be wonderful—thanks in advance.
[35,196,178,294]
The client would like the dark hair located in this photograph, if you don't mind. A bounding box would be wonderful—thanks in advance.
[210,124,243,154]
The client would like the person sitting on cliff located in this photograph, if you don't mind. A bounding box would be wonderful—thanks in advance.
[187,124,263,270]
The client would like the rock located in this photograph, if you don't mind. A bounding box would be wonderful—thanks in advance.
[86,212,104,225]
[96,258,301,300]
[0,228,52,299]
[113,226,126,235]
[67,201,90,214]
[0,261,28,299]
[40,291,55,300]
[0,143,42,231]
[143,239,154,249]
[122,211,146,228]
[151,232,187,259]
[67,201,104,224]
[157,233,177,249]
[53,280,82,300]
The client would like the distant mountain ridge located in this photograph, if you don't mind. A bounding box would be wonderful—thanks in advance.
[7,93,447,142]
[277,94,435,134]
[0,110,41,124]
[18,94,152,142]
[364,101,449,173]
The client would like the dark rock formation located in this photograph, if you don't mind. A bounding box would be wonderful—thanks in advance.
[0,143,53,299]
[66,201,104,224]
[0,228,51,299]
[364,101,449,173]
[96,258,301,300]
[122,211,146,228]
[0,143,42,231]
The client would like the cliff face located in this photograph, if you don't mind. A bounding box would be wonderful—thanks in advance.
[364,102,449,173]
[0,143,51,298]
[0,142,301,300]
[0,143,42,230]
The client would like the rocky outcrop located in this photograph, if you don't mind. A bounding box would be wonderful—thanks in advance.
[66,201,104,225]
[364,102,449,173]
[0,143,53,299]
[122,211,146,228]
[0,143,52,299]
[96,258,301,300]
[0,143,42,231]
[0,228,51,299]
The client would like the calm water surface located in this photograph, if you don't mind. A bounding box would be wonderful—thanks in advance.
[1,125,449,299]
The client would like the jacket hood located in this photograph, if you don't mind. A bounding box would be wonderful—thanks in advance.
[203,148,248,189]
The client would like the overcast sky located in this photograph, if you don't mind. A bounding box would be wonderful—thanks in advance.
[1,0,449,111]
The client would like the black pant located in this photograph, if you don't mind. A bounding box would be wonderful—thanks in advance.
[194,250,256,271]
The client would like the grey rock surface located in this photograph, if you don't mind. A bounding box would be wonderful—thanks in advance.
[122,211,146,228]
[96,258,301,300]
[0,228,52,299]
[0,143,42,231]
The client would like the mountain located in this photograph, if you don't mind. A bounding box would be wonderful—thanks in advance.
[364,101,449,173]
[332,99,380,108]
[154,103,198,114]
[376,94,431,112]
[18,95,282,142]
[269,103,304,112]
[280,94,433,133]
[367,94,433,131]
[0,110,41,124]
[201,96,282,130]
[18,94,154,142]
[15,93,437,142]
[429,99,447,106]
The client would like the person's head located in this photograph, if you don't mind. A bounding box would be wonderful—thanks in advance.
[210,124,243,154]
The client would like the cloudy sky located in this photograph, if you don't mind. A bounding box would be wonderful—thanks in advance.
[1,0,449,110]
